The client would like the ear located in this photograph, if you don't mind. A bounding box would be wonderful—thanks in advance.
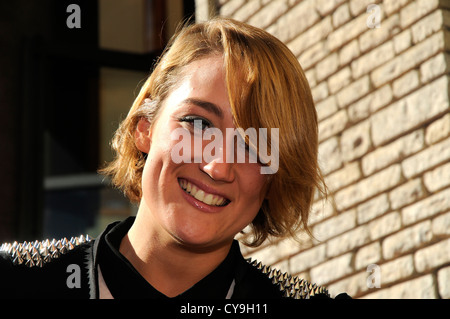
[135,118,152,153]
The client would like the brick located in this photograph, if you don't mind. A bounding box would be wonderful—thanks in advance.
[233,0,262,22]
[310,252,353,285]
[401,138,450,179]
[298,41,328,69]
[371,75,449,146]
[389,178,425,210]
[340,119,371,162]
[244,236,301,266]
[316,96,337,121]
[336,75,370,108]
[362,274,437,299]
[438,266,450,299]
[325,162,361,193]
[420,53,450,84]
[432,211,450,237]
[348,84,392,122]
[315,0,346,17]
[339,39,360,66]
[327,14,368,51]
[355,242,381,271]
[247,0,288,29]
[289,244,326,274]
[349,0,375,16]
[425,113,450,145]
[424,162,450,193]
[359,14,400,53]
[371,31,446,88]
[327,271,368,299]
[328,67,351,95]
[316,53,339,82]
[219,0,246,17]
[332,3,350,28]
[382,220,432,260]
[319,137,342,175]
[310,199,335,225]
[319,109,348,142]
[311,81,328,103]
[288,16,332,57]
[392,69,419,99]
[411,9,445,44]
[393,29,412,54]
[270,0,319,43]
[400,0,440,28]
[351,41,395,79]
[326,225,370,258]
[383,0,410,16]
[357,193,389,224]
[368,212,402,241]
[414,238,450,273]
[381,255,415,286]
[402,188,450,226]
[312,210,356,242]
[362,129,424,176]
[335,164,402,211]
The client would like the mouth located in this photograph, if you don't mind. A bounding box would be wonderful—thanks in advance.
[178,178,230,207]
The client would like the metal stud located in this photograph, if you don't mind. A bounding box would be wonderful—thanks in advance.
[246,257,330,299]
[1,233,92,268]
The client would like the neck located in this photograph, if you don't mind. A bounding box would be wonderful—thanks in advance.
[119,212,232,297]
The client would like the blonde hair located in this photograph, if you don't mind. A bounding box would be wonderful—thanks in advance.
[100,17,327,247]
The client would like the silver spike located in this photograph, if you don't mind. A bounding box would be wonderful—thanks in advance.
[25,258,35,268]
[35,258,44,268]
[59,245,68,255]
[246,257,330,299]
[66,241,75,251]
[51,249,60,259]
[48,243,57,254]
[55,240,63,249]
[13,255,23,265]
[1,233,92,268]
[40,246,49,257]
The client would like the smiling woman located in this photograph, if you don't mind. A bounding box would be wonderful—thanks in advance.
[0,17,349,300]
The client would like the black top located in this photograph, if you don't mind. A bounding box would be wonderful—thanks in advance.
[0,217,349,300]
[97,217,237,299]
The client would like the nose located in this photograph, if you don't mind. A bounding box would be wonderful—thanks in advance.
[200,156,235,182]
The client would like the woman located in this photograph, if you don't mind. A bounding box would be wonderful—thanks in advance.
[0,18,348,299]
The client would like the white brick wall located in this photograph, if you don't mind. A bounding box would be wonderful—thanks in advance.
[218,0,450,298]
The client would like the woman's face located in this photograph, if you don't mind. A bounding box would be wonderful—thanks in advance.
[137,55,268,249]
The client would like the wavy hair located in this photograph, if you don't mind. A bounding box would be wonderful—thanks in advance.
[100,17,327,247]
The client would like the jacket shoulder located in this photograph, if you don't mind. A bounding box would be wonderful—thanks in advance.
[244,258,331,299]
[0,235,93,268]
[0,235,94,298]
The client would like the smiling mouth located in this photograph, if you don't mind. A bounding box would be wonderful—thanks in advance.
[178,178,230,207]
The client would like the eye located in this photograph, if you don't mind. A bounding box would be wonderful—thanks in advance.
[179,116,213,131]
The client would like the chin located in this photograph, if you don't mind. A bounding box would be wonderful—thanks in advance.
[171,227,232,251]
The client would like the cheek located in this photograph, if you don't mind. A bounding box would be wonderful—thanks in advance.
[240,165,269,204]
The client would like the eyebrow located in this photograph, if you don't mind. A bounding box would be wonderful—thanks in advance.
[182,98,224,118]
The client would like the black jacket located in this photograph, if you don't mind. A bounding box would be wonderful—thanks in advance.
[0,218,347,300]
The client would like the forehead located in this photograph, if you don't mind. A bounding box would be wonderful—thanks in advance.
[163,55,232,115]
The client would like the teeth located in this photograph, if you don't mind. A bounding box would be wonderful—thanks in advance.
[179,179,228,207]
